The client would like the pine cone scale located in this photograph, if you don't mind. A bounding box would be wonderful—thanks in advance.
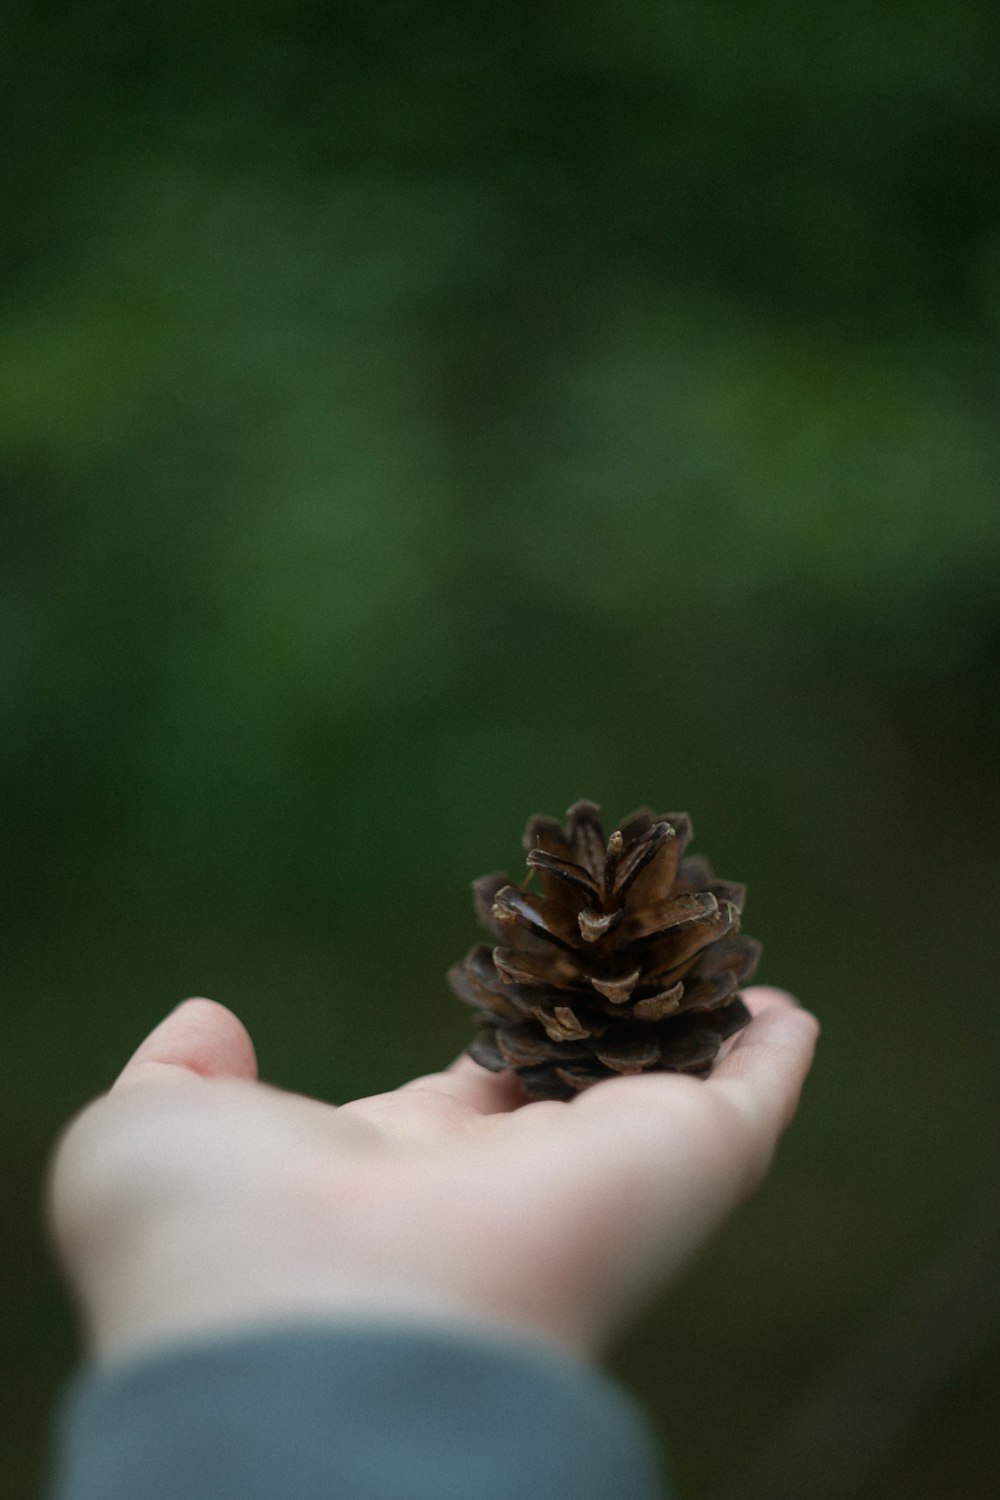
[525,847,600,897]
[565,799,608,881]
[632,983,684,1022]
[589,970,642,1004]
[616,890,718,946]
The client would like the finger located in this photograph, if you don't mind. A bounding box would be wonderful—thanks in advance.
[709,988,820,1136]
[112,998,258,1090]
[555,985,814,1120]
[399,1053,527,1115]
[500,990,817,1210]
[740,983,808,1019]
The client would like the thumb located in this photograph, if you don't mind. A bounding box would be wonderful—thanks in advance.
[113,997,258,1089]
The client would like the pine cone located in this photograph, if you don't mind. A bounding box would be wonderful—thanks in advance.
[448,801,760,1100]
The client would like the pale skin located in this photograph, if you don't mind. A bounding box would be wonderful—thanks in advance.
[48,988,818,1367]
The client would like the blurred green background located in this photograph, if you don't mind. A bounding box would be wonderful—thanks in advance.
[4,3,1000,1497]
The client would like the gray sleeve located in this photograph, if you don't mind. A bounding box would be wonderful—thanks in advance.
[47,1322,668,1500]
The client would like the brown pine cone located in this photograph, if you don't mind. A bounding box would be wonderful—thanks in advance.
[448,801,760,1100]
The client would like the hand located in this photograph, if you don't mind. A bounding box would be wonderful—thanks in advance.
[48,990,817,1365]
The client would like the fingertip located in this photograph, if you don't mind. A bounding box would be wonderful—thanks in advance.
[114,997,258,1088]
[725,998,820,1061]
[711,1000,820,1133]
[742,985,819,1029]
[742,983,796,1011]
[171,995,240,1026]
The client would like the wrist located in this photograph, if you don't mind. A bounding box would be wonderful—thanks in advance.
[79,1211,565,1367]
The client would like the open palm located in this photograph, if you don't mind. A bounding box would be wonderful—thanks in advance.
[50,991,817,1364]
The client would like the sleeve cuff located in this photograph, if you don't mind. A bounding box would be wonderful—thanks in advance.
[48,1321,666,1500]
